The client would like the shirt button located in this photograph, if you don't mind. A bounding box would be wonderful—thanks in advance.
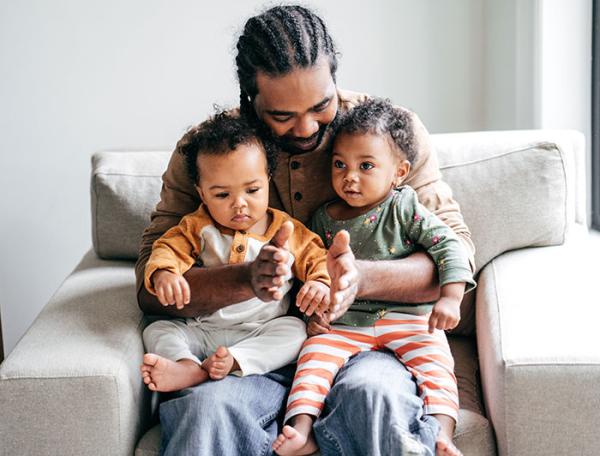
[236,244,245,253]
[290,161,300,170]
[294,192,302,201]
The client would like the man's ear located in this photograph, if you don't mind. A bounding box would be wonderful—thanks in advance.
[394,160,411,188]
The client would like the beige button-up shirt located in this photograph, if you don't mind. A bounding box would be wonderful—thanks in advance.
[135,89,475,292]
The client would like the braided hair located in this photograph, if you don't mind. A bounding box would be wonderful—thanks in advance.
[334,98,418,163]
[235,5,338,122]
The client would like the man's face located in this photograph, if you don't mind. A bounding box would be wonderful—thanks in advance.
[196,143,270,234]
[253,56,338,154]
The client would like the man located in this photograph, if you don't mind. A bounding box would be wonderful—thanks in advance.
[136,5,474,455]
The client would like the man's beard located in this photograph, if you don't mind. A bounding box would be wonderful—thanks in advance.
[257,111,340,155]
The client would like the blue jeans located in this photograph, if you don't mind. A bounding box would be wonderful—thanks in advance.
[159,350,439,455]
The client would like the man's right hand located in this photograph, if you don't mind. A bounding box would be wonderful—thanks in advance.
[250,220,294,302]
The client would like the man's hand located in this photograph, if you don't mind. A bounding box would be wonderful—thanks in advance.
[428,297,461,333]
[327,230,360,322]
[296,280,330,316]
[307,312,331,337]
[250,221,294,302]
[152,270,191,309]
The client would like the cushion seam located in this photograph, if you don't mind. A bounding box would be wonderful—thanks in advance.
[440,142,558,170]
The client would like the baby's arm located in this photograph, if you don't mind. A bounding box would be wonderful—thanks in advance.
[152,270,191,309]
[144,212,204,308]
[296,280,330,317]
[428,282,465,333]
[286,217,332,317]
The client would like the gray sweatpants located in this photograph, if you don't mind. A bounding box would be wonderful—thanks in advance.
[142,316,306,376]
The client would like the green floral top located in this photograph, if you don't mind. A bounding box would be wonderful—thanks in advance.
[311,186,476,327]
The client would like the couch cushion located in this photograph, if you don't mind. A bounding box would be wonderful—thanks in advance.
[91,151,170,260]
[436,141,567,275]
[432,137,569,336]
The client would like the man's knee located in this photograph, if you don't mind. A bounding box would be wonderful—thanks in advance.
[328,351,421,417]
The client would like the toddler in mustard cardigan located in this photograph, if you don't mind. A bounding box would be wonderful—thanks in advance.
[140,111,330,392]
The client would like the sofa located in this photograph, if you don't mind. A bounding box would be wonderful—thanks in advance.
[1,129,599,456]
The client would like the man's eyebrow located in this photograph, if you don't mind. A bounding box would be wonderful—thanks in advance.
[266,96,331,116]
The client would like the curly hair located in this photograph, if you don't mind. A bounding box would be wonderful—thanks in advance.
[334,98,417,163]
[235,5,338,122]
[177,109,277,184]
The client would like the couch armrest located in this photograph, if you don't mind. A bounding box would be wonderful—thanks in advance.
[476,230,600,456]
[0,250,152,456]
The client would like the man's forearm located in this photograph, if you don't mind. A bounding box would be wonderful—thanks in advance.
[356,251,440,303]
[137,263,254,317]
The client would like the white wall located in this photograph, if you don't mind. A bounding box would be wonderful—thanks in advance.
[538,0,592,222]
[0,0,486,356]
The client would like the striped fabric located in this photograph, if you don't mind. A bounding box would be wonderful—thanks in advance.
[284,312,458,424]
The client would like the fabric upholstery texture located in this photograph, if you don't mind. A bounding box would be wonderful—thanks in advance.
[476,236,600,456]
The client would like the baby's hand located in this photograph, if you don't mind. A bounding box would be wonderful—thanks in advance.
[152,270,191,309]
[296,280,330,316]
[307,312,331,337]
[428,297,461,333]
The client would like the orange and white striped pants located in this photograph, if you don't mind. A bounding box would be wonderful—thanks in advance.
[285,312,458,424]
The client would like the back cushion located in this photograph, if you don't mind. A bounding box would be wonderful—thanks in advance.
[438,142,567,274]
[91,151,170,260]
[433,138,568,335]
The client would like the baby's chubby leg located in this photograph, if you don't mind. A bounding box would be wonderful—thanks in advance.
[202,346,239,379]
[272,414,318,456]
[141,319,209,392]
[432,414,462,456]
[141,354,208,392]
[225,316,307,376]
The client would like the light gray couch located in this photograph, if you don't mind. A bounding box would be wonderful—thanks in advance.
[1,129,599,456]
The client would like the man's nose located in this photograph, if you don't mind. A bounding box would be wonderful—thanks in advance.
[292,114,319,138]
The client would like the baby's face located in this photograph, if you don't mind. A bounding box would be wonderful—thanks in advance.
[331,132,407,212]
[196,143,270,234]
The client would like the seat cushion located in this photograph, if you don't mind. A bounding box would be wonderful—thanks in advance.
[135,336,496,456]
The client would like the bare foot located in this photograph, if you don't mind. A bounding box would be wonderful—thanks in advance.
[436,430,462,456]
[272,425,317,456]
[432,414,462,456]
[202,346,237,380]
[140,353,208,392]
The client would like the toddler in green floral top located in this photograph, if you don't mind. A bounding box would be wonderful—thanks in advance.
[273,98,475,456]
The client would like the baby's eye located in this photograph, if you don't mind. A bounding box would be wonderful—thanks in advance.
[333,160,346,169]
[247,187,260,194]
[215,192,229,199]
[360,162,374,170]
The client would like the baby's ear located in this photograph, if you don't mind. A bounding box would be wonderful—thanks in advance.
[196,184,205,200]
[394,159,411,187]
